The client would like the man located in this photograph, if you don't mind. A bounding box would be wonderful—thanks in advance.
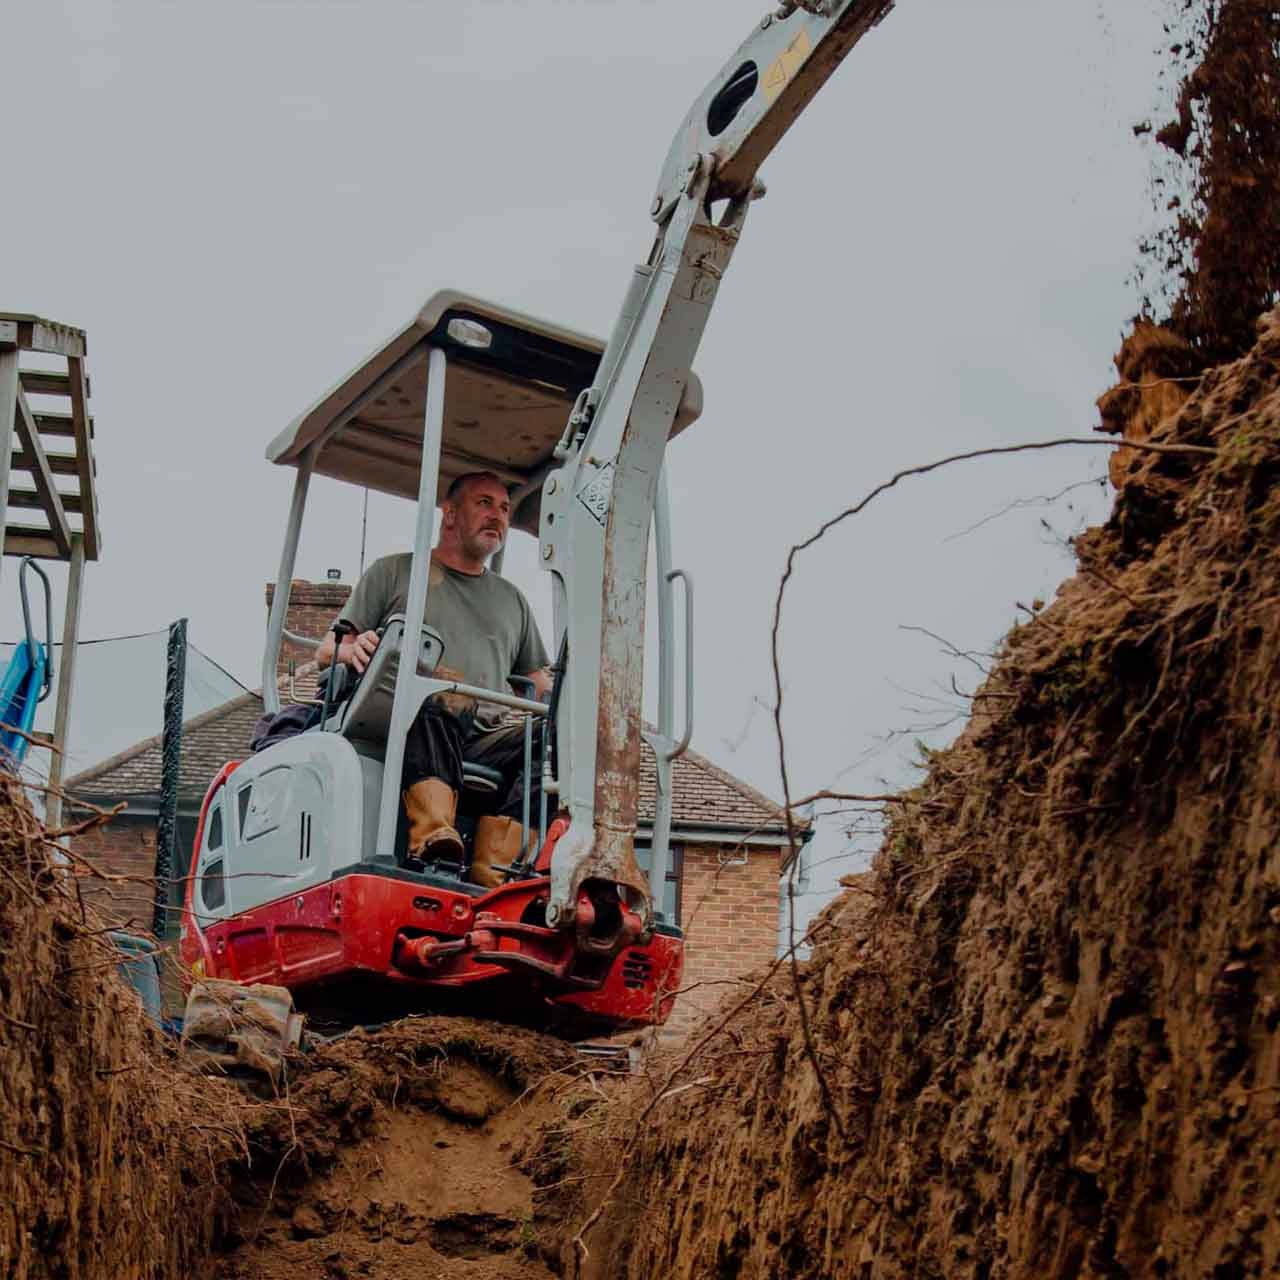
[316,471,551,887]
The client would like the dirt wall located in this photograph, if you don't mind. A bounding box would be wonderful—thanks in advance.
[566,310,1280,1278]
[0,781,240,1279]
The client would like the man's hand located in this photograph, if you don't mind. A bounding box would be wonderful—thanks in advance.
[342,630,380,674]
[525,666,554,702]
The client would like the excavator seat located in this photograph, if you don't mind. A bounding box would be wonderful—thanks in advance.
[319,616,519,796]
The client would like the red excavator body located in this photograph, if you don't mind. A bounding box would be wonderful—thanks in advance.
[179,763,683,1039]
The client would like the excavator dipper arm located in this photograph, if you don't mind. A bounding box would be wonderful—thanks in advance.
[652,0,895,213]
[539,0,893,931]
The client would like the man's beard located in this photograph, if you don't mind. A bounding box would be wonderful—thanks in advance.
[464,528,504,561]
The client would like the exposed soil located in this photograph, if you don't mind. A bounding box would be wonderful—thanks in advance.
[543,308,1280,1278]
[8,301,1279,1276]
[215,1020,578,1280]
[0,778,242,1279]
[1140,0,1280,359]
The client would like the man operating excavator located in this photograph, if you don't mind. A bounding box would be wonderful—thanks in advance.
[315,472,551,887]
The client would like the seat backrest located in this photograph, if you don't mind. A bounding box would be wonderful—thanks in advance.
[327,615,445,747]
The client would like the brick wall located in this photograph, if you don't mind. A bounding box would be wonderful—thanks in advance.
[666,843,783,1039]
[72,816,162,934]
[265,579,353,680]
[72,815,190,1015]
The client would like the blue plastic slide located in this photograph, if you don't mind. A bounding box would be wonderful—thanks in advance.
[0,559,54,766]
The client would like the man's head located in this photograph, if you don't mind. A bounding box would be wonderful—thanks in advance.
[439,471,511,567]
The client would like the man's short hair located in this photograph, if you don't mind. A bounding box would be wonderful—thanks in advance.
[445,471,507,503]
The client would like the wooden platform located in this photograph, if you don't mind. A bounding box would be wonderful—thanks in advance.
[0,312,100,562]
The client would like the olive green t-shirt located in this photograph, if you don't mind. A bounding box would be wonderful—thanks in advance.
[339,553,549,728]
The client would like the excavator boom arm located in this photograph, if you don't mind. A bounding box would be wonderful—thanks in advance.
[541,1,892,930]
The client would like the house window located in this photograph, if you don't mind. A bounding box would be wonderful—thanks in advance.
[634,843,682,926]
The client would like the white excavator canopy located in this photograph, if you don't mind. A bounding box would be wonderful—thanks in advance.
[265,290,704,537]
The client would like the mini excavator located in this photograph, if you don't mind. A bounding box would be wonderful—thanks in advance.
[179,0,894,1056]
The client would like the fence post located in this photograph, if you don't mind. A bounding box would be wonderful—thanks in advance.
[153,618,187,939]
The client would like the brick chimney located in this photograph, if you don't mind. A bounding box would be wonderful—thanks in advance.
[265,579,353,681]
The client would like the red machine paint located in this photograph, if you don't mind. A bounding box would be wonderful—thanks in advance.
[179,766,682,1036]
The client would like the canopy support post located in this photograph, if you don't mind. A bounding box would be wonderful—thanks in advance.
[375,344,447,858]
[262,460,314,715]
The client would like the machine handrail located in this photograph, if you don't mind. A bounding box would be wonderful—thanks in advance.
[663,569,693,762]
[415,677,548,718]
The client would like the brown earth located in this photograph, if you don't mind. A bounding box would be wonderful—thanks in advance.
[0,777,596,1280]
[216,1019,579,1280]
[541,309,1280,1278]
[0,779,242,1279]
[1142,0,1280,360]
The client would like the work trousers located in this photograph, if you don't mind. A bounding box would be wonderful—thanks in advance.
[403,701,544,821]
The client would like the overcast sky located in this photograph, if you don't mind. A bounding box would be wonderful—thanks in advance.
[9,0,1170,923]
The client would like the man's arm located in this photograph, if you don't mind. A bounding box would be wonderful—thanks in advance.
[315,557,392,673]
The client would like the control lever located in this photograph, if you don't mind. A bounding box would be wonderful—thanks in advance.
[320,620,356,728]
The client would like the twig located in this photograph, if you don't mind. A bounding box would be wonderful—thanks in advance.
[945,474,1107,543]
[1127,373,1206,387]
[899,624,992,674]
[532,1171,616,1194]
[0,721,60,752]
[768,435,1218,1143]
[789,789,904,807]
[1016,601,1064,634]
[43,801,126,840]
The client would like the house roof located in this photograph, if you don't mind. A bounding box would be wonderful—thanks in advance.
[65,667,802,842]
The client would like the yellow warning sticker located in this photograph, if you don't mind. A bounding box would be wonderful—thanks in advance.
[762,27,813,103]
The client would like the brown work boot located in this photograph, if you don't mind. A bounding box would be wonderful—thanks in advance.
[469,815,524,889]
[403,778,464,862]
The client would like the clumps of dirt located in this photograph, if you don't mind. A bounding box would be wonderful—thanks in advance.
[1096,321,1199,488]
[0,776,243,1278]
[1139,0,1280,359]
[217,1018,581,1279]
[558,309,1280,1277]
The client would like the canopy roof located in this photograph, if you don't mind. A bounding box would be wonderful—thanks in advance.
[266,290,704,536]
